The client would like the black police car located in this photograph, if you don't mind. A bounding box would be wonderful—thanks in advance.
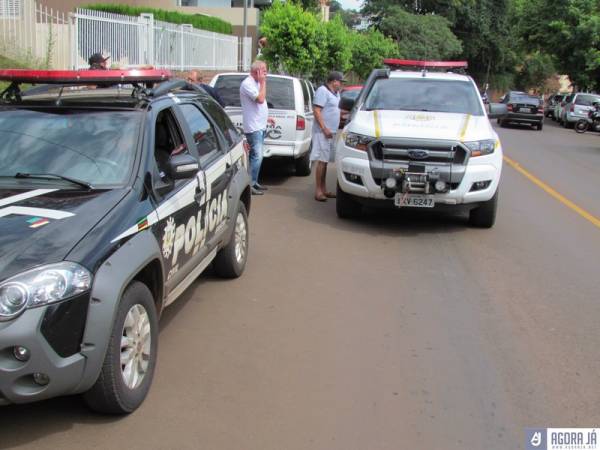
[0,69,251,413]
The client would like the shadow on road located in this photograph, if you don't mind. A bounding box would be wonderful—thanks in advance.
[260,159,476,237]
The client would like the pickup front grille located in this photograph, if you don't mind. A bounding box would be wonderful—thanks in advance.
[369,139,468,165]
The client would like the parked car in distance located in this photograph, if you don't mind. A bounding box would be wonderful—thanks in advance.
[559,92,600,128]
[498,91,544,130]
[339,85,362,129]
[210,73,315,176]
[545,93,566,118]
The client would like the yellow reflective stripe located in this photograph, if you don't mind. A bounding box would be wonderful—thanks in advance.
[373,110,381,138]
[459,114,471,141]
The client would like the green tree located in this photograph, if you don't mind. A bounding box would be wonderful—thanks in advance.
[515,52,556,92]
[519,0,600,91]
[260,0,322,76]
[349,30,398,80]
[379,7,462,60]
[313,16,353,82]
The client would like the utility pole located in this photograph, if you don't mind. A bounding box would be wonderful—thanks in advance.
[243,0,248,70]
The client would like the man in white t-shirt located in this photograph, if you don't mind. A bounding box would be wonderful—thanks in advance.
[310,71,344,201]
[240,60,273,196]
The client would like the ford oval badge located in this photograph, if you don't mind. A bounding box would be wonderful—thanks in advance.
[408,150,429,160]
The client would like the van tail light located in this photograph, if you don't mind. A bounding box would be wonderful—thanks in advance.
[296,115,305,130]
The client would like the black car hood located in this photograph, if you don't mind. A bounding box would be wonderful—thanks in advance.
[0,187,128,282]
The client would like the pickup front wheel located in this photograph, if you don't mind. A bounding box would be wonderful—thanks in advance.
[468,191,498,228]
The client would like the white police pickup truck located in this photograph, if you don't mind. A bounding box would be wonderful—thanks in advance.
[335,60,508,228]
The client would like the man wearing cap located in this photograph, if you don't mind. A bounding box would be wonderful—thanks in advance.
[88,53,109,70]
[311,71,344,201]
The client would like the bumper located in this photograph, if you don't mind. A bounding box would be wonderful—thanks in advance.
[565,112,589,123]
[0,306,85,405]
[504,112,543,124]
[263,139,311,159]
[336,146,502,206]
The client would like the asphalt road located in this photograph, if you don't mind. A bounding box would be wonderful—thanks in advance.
[2,119,599,450]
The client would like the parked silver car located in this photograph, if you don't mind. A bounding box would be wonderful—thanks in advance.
[560,92,600,128]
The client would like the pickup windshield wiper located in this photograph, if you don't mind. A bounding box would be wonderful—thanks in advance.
[14,172,93,190]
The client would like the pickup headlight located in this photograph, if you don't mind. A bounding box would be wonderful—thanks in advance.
[345,132,375,151]
[0,262,92,321]
[464,139,498,157]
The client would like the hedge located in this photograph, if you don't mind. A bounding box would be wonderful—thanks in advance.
[83,4,233,35]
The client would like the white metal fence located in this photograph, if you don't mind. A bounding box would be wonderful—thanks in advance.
[0,0,252,71]
[73,8,249,71]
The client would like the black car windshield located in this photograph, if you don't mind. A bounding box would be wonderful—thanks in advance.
[215,75,295,110]
[0,109,141,187]
[363,78,484,115]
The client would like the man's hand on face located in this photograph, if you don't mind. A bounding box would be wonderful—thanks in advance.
[257,67,267,83]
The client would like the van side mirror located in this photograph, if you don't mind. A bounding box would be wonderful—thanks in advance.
[488,103,508,119]
[339,96,355,111]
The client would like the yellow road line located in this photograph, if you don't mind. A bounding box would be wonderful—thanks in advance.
[503,155,600,229]
[373,110,381,138]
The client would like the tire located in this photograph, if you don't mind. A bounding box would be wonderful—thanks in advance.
[575,119,588,133]
[294,150,311,177]
[83,282,158,414]
[537,121,543,131]
[213,202,249,278]
[499,119,507,128]
[336,183,362,219]
[468,190,498,228]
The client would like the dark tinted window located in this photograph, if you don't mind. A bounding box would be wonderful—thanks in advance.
[511,94,541,105]
[179,104,220,159]
[341,89,361,102]
[565,94,575,103]
[301,80,310,112]
[575,94,600,106]
[214,75,295,110]
[214,75,246,108]
[363,78,483,115]
[199,99,242,149]
[0,109,141,186]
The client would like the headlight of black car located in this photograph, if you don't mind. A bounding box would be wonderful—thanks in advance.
[0,262,92,321]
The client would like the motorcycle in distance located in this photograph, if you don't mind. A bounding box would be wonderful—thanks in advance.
[574,101,600,133]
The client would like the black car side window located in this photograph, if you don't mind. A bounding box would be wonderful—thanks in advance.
[179,103,221,162]
[154,108,187,185]
[199,99,242,150]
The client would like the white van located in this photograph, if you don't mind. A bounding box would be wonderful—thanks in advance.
[210,73,315,176]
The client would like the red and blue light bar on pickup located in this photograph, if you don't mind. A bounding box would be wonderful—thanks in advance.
[383,59,468,70]
[0,69,172,84]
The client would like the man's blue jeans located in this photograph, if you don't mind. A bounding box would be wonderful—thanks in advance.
[245,129,265,186]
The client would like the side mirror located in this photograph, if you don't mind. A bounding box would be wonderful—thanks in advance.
[339,96,356,112]
[488,103,508,119]
[167,153,200,180]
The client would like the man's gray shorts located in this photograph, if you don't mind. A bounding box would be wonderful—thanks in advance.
[310,132,336,163]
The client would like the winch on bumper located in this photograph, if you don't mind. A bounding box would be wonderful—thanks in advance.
[337,136,502,208]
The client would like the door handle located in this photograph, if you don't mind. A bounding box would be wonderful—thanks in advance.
[194,186,205,204]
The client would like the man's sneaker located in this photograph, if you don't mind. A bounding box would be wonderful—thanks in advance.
[253,183,268,191]
[251,186,264,195]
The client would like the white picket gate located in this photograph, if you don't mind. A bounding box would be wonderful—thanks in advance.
[0,0,251,71]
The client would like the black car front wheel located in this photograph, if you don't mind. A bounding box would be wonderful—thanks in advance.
[83,281,158,414]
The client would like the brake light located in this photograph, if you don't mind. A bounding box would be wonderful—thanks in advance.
[507,104,513,111]
[537,104,544,113]
[296,115,305,131]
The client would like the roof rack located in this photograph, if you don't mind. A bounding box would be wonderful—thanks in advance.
[0,69,171,102]
[383,59,468,73]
